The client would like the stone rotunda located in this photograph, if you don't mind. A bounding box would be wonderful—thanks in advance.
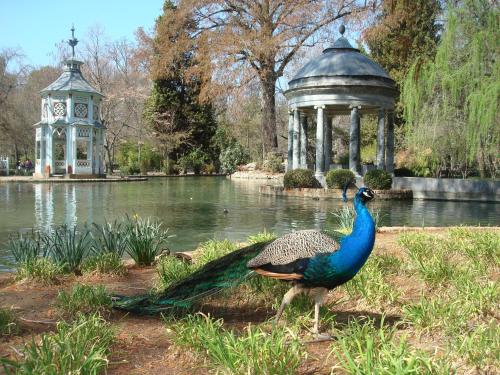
[34,27,105,178]
[284,25,397,185]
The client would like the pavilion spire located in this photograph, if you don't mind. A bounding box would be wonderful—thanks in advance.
[68,25,78,58]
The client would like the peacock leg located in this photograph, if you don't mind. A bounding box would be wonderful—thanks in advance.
[311,287,329,338]
[274,284,303,323]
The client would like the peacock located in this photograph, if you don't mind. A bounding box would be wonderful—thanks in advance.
[113,184,376,336]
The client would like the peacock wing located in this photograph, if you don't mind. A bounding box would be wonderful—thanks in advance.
[246,230,340,269]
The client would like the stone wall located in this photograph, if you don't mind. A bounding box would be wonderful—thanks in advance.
[259,185,412,200]
[392,177,500,202]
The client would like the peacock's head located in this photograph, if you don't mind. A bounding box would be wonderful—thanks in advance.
[356,187,375,203]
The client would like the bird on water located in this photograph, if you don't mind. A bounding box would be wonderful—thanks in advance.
[114,183,376,336]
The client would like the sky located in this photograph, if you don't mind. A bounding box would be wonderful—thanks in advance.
[0,0,164,68]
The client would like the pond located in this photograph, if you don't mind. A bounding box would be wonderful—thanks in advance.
[0,177,498,271]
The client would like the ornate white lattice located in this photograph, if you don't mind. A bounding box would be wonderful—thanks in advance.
[77,128,90,138]
[53,102,66,117]
[93,105,99,121]
[74,103,88,118]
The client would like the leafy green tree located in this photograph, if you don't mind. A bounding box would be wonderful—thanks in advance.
[402,0,499,177]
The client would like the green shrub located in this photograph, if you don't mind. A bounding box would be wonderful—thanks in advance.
[0,308,19,336]
[219,143,250,174]
[263,153,284,173]
[139,158,150,175]
[162,159,178,175]
[1,314,114,374]
[81,252,126,276]
[15,258,62,284]
[283,169,320,189]
[325,169,355,189]
[364,169,393,190]
[195,239,238,267]
[124,216,171,266]
[56,284,112,318]
[202,163,216,174]
[178,149,207,174]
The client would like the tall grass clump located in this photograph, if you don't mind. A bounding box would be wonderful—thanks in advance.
[0,308,19,336]
[1,314,114,374]
[330,317,452,374]
[56,284,112,318]
[46,225,93,273]
[81,252,126,276]
[15,257,62,284]
[168,313,302,375]
[155,256,194,291]
[91,220,128,257]
[195,239,238,267]
[124,216,171,266]
[247,230,277,244]
[5,231,45,264]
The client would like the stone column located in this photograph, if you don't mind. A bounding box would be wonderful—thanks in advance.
[386,111,395,174]
[315,105,325,178]
[324,115,332,173]
[376,109,386,170]
[349,106,361,175]
[300,114,308,168]
[47,128,54,176]
[287,110,293,171]
[292,108,300,170]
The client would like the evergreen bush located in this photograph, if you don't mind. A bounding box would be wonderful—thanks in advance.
[263,153,284,173]
[219,143,250,174]
[326,169,355,189]
[283,169,320,189]
[364,169,393,190]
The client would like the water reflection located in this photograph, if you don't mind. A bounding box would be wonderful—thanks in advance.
[0,178,499,271]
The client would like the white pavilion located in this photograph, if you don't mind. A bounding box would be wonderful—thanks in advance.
[34,28,105,178]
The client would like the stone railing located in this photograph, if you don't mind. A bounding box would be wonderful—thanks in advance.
[76,160,91,168]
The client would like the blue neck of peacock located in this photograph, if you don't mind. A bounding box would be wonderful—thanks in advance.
[329,196,376,276]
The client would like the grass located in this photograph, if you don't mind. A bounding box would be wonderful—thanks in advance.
[81,252,127,276]
[194,239,238,267]
[247,230,277,244]
[55,284,112,318]
[15,258,62,285]
[167,313,303,375]
[1,314,114,374]
[332,206,382,233]
[155,256,193,291]
[0,309,19,336]
[330,317,452,374]
[342,255,401,308]
[124,216,171,266]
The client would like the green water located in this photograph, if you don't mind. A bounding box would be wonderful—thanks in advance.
[0,177,498,270]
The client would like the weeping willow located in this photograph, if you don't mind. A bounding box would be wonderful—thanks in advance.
[402,0,499,177]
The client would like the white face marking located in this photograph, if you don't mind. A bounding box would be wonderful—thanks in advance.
[362,191,371,198]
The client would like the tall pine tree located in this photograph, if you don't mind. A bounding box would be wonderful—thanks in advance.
[143,1,218,164]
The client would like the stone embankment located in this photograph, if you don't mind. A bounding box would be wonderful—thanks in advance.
[259,185,412,200]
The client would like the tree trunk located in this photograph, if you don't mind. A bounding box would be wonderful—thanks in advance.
[260,74,278,154]
[104,144,114,174]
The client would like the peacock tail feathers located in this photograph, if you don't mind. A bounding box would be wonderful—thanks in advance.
[113,241,270,315]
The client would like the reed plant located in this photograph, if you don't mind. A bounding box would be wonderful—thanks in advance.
[5,231,44,264]
[1,314,114,374]
[332,206,381,233]
[168,313,302,375]
[46,225,93,273]
[56,284,112,318]
[91,220,127,257]
[124,216,171,266]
